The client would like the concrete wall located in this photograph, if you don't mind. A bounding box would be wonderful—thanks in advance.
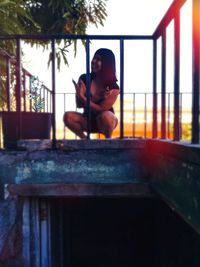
[0,139,200,266]
[144,139,200,235]
[0,139,145,266]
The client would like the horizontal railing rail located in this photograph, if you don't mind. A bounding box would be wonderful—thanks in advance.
[0,34,153,41]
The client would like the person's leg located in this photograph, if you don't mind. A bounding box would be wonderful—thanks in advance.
[96,111,118,138]
[63,111,87,139]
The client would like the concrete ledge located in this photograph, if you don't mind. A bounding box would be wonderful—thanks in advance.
[145,139,200,165]
[6,183,154,198]
[144,139,200,235]
[17,138,146,151]
[0,148,144,186]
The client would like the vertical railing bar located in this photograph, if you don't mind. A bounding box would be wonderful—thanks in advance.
[120,39,124,138]
[75,94,78,140]
[192,0,200,144]
[45,88,48,113]
[43,85,45,113]
[45,90,47,113]
[167,93,170,139]
[51,38,56,149]
[39,83,41,113]
[174,10,180,141]
[47,91,49,113]
[16,37,22,140]
[23,71,26,112]
[180,92,183,140]
[50,92,52,113]
[0,115,2,148]
[153,38,157,138]
[64,93,66,139]
[161,30,166,139]
[43,88,45,112]
[29,76,32,112]
[144,93,147,138]
[6,57,11,111]
[86,39,91,139]
[133,93,135,137]
[49,90,52,113]
[75,93,78,139]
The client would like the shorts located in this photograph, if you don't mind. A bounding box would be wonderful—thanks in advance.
[83,113,99,133]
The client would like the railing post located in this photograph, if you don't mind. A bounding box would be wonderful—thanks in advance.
[174,10,180,141]
[6,57,11,111]
[16,38,22,140]
[120,39,124,138]
[133,93,135,137]
[144,93,147,138]
[51,39,56,148]
[192,0,200,144]
[22,71,26,112]
[86,39,91,139]
[29,75,32,112]
[153,39,157,138]
[167,93,171,138]
[161,30,166,139]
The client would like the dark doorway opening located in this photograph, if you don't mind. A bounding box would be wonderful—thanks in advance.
[50,197,200,267]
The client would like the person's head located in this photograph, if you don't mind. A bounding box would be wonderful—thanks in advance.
[91,48,117,86]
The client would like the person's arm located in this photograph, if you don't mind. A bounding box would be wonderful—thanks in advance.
[79,87,119,114]
[73,78,86,108]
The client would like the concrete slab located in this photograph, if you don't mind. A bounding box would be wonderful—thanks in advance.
[6,183,153,197]
[17,138,146,151]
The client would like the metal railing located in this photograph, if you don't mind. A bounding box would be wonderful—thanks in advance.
[0,47,53,148]
[0,34,153,148]
[0,0,199,148]
[57,91,192,141]
[0,48,52,113]
[152,0,200,143]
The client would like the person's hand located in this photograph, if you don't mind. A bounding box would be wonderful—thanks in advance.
[104,87,111,99]
[72,79,86,102]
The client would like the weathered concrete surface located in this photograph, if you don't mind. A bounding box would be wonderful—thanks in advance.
[144,139,200,235]
[6,183,152,198]
[0,140,146,186]
[0,139,146,267]
[17,138,145,151]
[1,139,200,266]
[0,200,22,267]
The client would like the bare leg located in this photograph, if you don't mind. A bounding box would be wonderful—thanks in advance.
[96,111,118,138]
[63,111,87,139]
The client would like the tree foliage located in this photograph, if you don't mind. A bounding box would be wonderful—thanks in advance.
[26,0,107,35]
[0,0,107,64]
[0,0,40,55]
[0,0,107,109]
[0,0,39,35]
[28,0,107,67]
